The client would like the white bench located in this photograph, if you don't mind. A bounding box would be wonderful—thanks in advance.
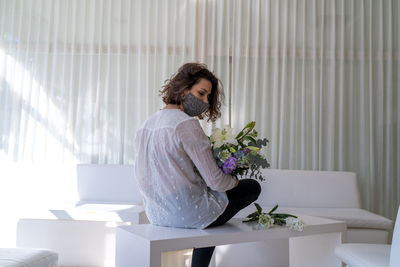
[115,215,347,267]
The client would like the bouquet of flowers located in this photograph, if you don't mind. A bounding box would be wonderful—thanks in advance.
[243,203,305,231]
[206,121,304,230]
[209,121,270,181]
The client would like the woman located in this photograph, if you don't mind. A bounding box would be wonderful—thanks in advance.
[134,62,261,267]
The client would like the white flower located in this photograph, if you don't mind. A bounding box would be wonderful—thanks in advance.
[210,126,238,148]
[285,217,305,232]
[218,149,232,162]
[258,213,274,229]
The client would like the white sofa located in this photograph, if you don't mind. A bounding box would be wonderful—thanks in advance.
[234,169,393,244]
[16,165,147,267]
[211,169,393,267]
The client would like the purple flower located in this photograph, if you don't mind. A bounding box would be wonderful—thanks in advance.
[243,148,251,154]
[222,157,237,174]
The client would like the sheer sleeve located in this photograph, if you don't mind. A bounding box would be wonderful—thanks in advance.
[175,119,237,192]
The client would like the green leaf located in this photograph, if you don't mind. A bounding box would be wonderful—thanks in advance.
[236,121,256,140]
[254,203,262,213]
[268,204,279,214]
[246,211,258,218]
[235,130,244,140]
[242,218,258,223]
[244,136,257,145]
[274,213,297,218]
[245,121,256,130]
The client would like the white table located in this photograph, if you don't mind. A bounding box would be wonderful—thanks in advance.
[116,215,346,267]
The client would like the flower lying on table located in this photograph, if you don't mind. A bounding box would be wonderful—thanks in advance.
[209,121,269,181]
[243,203,305,231]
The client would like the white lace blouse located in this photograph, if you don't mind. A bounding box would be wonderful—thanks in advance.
[134,109,237,229]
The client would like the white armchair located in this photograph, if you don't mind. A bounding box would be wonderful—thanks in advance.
[334,205,399,267]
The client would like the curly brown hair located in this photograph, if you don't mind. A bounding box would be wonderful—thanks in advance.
[160,62,224,122]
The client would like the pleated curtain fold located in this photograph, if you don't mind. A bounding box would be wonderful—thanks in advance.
[230,0,399,219]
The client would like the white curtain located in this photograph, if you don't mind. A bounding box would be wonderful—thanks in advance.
[231,0,399,219]
[0,0,231,164]
[0,0,398,220]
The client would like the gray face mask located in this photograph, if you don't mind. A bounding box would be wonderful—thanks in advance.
[182,93,210,117]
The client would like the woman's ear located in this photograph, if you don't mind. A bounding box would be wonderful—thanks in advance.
[177,88,188,104]
[183,88,190,96]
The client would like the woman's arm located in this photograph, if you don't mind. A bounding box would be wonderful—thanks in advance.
[175,119,238,192]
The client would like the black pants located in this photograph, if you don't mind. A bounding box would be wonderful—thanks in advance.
[191,179,261,267]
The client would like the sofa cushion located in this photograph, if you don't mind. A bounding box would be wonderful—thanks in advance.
[52,203,148,223]
[76,164,142,205]
[235,206,393,231]
[260,169,361,208]
[347,228,390,244]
